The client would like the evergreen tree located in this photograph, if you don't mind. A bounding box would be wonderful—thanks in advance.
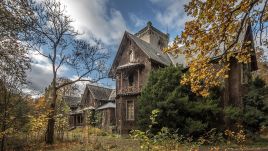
[224,77,268,136]
[243,77,268,134]
[137,66,222,138]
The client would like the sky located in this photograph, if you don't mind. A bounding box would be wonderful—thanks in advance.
[25,0,191,96]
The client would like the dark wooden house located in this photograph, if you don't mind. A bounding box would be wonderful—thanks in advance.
[223,25,258,108]
[109,22,258,134]
[62,96,83,127]
[80,84,116,130]
[109,21,172,134]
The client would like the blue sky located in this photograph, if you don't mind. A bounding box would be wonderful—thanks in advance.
[26,0,191,95]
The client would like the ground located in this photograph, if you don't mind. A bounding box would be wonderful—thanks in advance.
[24,127,268,151]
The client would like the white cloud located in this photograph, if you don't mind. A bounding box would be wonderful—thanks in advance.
[129,13,146,27]
[69,75,90,96]
[25,50,68,93]
[150,0,192,30]
[25,50,52,93]
[69,75,115,96]
[25,0,126,95]
[59,0,128,45]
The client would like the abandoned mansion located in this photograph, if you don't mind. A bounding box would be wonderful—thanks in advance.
[64,21,257,134]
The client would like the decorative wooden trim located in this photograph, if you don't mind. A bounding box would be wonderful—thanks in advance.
[118,84,142,96]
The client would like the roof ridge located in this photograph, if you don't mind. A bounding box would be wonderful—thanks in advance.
[86,83,114,90]
[134,21,168,38]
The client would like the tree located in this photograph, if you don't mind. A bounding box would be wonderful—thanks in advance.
[137,66,222,138]
[53,78,78,140]
[0,0,32,82]
[224,77,268,136]
[28,0,109,144]
[167,0,268,96]
[0,77,31,151]
[28,96,49,143]
[0,2,33,149]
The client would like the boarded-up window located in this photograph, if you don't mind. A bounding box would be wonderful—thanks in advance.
[126,100,134,120]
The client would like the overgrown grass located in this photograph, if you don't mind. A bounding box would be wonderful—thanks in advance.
[4,126,268,151]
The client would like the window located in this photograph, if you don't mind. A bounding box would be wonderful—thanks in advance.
[126,100,134,120]
[241,63,249,84]
[128,74,134,86]
[129,49,135,62]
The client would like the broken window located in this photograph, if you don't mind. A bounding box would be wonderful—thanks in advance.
[128,74,134,86]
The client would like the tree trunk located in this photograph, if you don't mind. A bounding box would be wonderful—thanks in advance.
[1,136,5,151]
[1,87,7,151]
[45,85,57,144]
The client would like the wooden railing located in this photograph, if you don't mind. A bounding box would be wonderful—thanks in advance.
[117,84,142,95]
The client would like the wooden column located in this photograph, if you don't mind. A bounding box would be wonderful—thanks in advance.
[76,115,78,126]
[74,115,76,126]
[120,72,123,92]
[73,116,75,127]
[137,68,140,90]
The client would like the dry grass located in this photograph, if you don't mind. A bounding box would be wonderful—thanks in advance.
[17,127,268,151]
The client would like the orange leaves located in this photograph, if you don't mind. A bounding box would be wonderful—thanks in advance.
[167,0,260,96]
[180,57,226,97]
[240,1,251,12]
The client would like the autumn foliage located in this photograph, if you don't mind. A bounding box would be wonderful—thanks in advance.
[167,0,267,96]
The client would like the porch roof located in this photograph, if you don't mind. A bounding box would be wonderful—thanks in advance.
[97,102,116,110]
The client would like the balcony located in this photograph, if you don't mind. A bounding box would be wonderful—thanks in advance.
[117,84,142,96]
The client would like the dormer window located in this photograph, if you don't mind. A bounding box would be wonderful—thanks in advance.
[130,49,135,63]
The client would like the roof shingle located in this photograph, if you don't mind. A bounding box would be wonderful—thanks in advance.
[86,84,114,100]
[127,33,172,66]
[63,96,81,107]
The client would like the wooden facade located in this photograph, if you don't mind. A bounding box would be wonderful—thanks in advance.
[80,85,116,130]
[109,22,171,134]
[109,22,257,134]
[64,85,116,129]
[223,25,258,108]
[65,22,257,134]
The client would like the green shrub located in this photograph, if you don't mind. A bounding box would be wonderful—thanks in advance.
[137,66,223,139]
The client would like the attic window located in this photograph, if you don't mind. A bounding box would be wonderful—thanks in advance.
[130,49,135,62]
[158,40,162,45]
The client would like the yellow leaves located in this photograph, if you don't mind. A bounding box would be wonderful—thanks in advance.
[240,1,251,12]
[166,0,258,96]
[29,114,48,135]
[225,124,246,148]
[0,128,15,139]
[179,57,226,97]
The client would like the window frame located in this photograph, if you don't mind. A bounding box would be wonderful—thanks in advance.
[126,100,135,121]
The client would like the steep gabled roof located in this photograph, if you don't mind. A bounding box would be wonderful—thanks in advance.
[169,23,257,70]
[128,33,172,65]
[86,84,113,100]
[109,32,172,77]
[108,89,116,100]
[134,21,169,39]
[63,96,81,107]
